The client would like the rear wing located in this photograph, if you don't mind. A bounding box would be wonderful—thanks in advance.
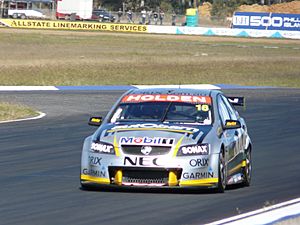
[227,96,246,109]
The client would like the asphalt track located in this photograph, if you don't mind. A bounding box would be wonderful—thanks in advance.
[0,89,300,225]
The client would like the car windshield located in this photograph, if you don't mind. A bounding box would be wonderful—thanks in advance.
[110,101,212,125]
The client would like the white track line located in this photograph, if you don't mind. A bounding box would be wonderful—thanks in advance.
[207,198,300,225]
[134,84,221,90]
[0,111,46,124]
[0,86,59,91]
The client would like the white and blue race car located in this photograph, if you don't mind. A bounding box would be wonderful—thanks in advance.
[81,88,252,192]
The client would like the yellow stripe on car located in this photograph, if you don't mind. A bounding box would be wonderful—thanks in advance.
[113,135,121,156]
[172,136,185,157]
[81,175,110,184]
[180,178,218,186]
[228,160,247,175]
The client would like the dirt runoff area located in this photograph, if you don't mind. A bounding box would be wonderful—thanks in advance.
[238,1,300,14]
[200,0,300,17]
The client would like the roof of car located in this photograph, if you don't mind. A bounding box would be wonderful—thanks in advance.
[128,88,222,97]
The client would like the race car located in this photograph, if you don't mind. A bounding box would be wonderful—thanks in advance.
[80,88,252,192]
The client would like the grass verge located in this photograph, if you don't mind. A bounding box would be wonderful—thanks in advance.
[0,28,300,87]
[0,102,39,122]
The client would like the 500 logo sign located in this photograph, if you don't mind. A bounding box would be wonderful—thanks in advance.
[232,12,300,31]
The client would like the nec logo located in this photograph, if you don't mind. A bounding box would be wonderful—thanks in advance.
[233,15,283,27]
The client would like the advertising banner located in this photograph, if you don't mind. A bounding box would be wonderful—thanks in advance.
[0,19,148,32]
[232,12,300,31]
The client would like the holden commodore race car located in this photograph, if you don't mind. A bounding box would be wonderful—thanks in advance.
[80,88,252,192]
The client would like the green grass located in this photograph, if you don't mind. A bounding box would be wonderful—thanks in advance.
[0,102,39,121]
[0,29,300,87]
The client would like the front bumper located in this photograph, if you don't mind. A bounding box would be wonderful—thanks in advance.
[81,152,219,188]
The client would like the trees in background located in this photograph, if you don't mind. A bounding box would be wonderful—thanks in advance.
[94,0,296,17]
[94,0,196,14]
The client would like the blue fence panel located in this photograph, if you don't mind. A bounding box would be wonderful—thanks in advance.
[232,12,300,31]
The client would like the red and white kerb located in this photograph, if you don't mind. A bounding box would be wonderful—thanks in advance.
[121,94,212,104]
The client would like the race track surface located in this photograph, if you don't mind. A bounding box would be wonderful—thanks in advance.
[0,89,299,225]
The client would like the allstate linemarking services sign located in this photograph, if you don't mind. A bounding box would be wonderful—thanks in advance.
[232,12,300,31]
[0,19,148,33]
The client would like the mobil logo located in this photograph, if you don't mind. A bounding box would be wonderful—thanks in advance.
[120,137,174,146]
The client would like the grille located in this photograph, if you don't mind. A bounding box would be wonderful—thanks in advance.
[121,145,171,156]
[122,170,169,185]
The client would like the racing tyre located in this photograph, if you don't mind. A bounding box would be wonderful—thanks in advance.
[242,148,252,187]
[217,151,226,193]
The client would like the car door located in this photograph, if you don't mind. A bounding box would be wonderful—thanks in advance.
[220,95,244,174]
[217,94,234,163]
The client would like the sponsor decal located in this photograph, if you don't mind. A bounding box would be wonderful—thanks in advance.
[226,121,237,126]
[195,104,210,112]
[82,168,106,177]
[189,158,209,167]
[232,12,300,31]
[91,142,114,154]
[124,156,163,166]
[122,94,211,104]
[109,123,199,133]
[178,144,209,156]
[88,156,102,166]
[120,137,174,146]
[0,19,148,32]
[182,172,214,179]
[110,24,147,32]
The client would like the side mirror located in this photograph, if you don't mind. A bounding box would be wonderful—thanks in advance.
[224,120,241,129]
[88,117,102,126]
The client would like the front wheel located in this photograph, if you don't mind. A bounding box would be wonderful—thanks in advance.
[242,148,252,186]
[217,151,226,193]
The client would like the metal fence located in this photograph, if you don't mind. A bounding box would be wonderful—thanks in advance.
[89,11,230,28]
[0,7,231,28]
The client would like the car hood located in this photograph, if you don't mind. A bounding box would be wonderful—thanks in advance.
[93,122,212,146]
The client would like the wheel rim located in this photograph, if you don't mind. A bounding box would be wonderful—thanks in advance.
[220,153,226,188]
[245,150,252,181]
